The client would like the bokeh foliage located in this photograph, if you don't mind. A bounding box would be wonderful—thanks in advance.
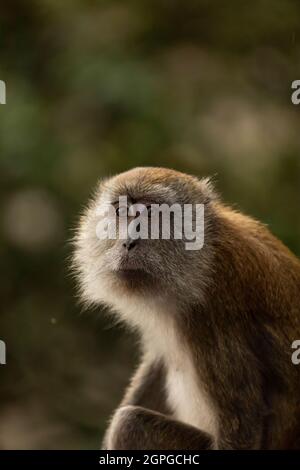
[0,0,299,448]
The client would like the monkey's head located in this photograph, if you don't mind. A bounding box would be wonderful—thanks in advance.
[73,167,216,323]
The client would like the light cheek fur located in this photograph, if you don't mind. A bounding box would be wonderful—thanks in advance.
[74,217,210,308]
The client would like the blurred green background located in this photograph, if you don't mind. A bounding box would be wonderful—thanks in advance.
[0,0,300,449]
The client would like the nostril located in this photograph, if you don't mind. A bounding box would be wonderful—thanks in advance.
[123,239,137,251]
[128,241,136,251]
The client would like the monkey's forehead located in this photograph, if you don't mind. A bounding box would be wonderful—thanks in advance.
[96,167,212,205]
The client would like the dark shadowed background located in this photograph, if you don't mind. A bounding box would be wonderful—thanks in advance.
[0,0,300,449]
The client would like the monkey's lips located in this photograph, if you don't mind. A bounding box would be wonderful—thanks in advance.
[114,256,154,285]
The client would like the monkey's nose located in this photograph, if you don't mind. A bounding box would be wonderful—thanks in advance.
[122,239,137,251]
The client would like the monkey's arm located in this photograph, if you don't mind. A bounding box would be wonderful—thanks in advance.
[119,359,170,414]
[102,359,214,450]
[104,405,214,450]
[102,359,169,449]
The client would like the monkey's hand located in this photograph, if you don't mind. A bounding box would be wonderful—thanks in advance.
[103,405,214,450]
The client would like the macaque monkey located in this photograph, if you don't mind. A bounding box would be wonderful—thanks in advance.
[73,167,300,450]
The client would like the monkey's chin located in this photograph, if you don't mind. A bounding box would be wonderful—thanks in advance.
[113,267,156,291]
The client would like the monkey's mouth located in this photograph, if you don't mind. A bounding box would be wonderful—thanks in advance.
[116,268,151,282]
[116,253,147,272]
[113,257,155,286]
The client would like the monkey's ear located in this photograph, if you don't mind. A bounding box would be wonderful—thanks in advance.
[197,176,219,203]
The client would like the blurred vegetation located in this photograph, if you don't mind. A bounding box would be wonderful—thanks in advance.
[0,0,300,449]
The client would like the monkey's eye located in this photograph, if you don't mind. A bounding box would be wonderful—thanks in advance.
[116,205,129,217]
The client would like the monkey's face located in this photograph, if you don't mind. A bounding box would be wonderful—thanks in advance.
[74,167,213,311]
